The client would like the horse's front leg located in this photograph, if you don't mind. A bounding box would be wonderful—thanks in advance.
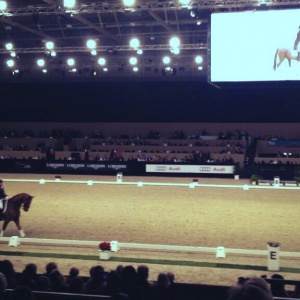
[0,220,10,237]
[14,219,25,238]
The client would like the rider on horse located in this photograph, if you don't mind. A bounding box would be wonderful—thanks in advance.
[294,26,300,61]
[0,180,8,221]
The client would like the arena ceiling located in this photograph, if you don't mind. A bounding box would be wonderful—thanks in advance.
[1,0,300,82]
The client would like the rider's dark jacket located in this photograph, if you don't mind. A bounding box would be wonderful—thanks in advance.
[0,187,7,199]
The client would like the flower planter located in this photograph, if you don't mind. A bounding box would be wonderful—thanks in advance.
[99,251,112,260]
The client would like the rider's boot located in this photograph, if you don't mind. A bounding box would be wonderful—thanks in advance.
[0,211,3,221]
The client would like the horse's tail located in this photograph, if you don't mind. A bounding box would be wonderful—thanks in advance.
[273,48,279,71]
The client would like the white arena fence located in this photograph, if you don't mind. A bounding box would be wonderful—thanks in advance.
[3,178,300,190]
[0,237,300,258]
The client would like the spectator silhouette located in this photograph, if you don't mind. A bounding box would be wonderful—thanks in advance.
[121,265,144,300]
[68,276,84,294]
[43,262,57,277]
[12,285,34,300]
[136,265,154,300]
[105,270,129,300]
[0,260,17,289]
[35,275,50,291]
[0,272,7,300]
[83,265,106,295]
[153,273,174,300]
[269,274,288,298]
[19,263,38,290]
[65,267,79,285]
[228,277,273,300]
[48,269,68,292]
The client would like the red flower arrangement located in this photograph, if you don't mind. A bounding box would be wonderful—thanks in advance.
[99,242,111,251]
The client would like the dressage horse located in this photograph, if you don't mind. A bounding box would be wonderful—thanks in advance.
[273,48,298,70]
[0,193,34,238]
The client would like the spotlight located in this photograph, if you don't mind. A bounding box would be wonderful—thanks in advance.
[10,51,16,57]
[6,59,14,68]
[45,41,54,50]
[64,0,76,8]
[169,37,180,49]
[123,0,135,6]
[42,69,47,73]
[195,55,203,64]
[91,50,97,56]
[91,70,96,76]
[0,1,7,10]
[133,67,138,72]
[130,38,140,49]
[179,0,190,4]
[98,57,106,66]
[37,59,45,67]
[86,39,96,49]
[162,56,171,64]
[103,68,108,72]
[5,43,13,51]
[137,49,143,55]
[67,58,75,66]
[50,51,56,57]
[129,57,138,65]
[172,48,180,55]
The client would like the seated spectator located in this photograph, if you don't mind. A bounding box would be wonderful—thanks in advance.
[153,273,174,300]
[83,265,106,295]
[0,272,7,300]
[66,267,79,285]
[121,265,143,300]
[48,269,68,292]
[43,262,57,277]
[269,274,288,298]
[104,270,128,299]
[228,277,273,300]
[136,265,154,300]
[19,263,38,290]
[68,276,84,294]
[12,285,34,300]
[0,260,17,289]
[35,275,50,291]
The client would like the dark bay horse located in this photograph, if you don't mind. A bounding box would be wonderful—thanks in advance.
[0,193,34,238]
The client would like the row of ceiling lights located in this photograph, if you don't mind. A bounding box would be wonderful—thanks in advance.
[4,36,199,56]
[0,0,196,11]
[5,54,204,73]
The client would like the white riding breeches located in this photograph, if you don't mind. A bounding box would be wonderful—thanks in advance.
[0,200,2,210]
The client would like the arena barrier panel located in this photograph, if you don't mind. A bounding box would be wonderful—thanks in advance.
[1,237,300,258]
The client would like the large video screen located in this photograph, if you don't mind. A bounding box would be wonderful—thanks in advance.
[210,9,300,82]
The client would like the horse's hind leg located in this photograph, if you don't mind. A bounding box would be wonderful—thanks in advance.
[14,220,25,238]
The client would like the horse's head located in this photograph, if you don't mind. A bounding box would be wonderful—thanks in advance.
[21,194,34,211]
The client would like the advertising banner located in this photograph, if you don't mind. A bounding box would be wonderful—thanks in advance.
[146,164,234,174]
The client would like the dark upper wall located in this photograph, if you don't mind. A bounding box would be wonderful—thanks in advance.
[1,81,300,122]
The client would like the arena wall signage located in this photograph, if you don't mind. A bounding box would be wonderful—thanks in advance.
[45,162,128,172]
[146,165,235,174]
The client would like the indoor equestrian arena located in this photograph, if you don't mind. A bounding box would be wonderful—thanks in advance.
[0,173,299,288]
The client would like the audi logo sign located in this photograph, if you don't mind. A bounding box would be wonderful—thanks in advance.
[155,166,167,172]
[146,164,235,174]
[199,167,212,172]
